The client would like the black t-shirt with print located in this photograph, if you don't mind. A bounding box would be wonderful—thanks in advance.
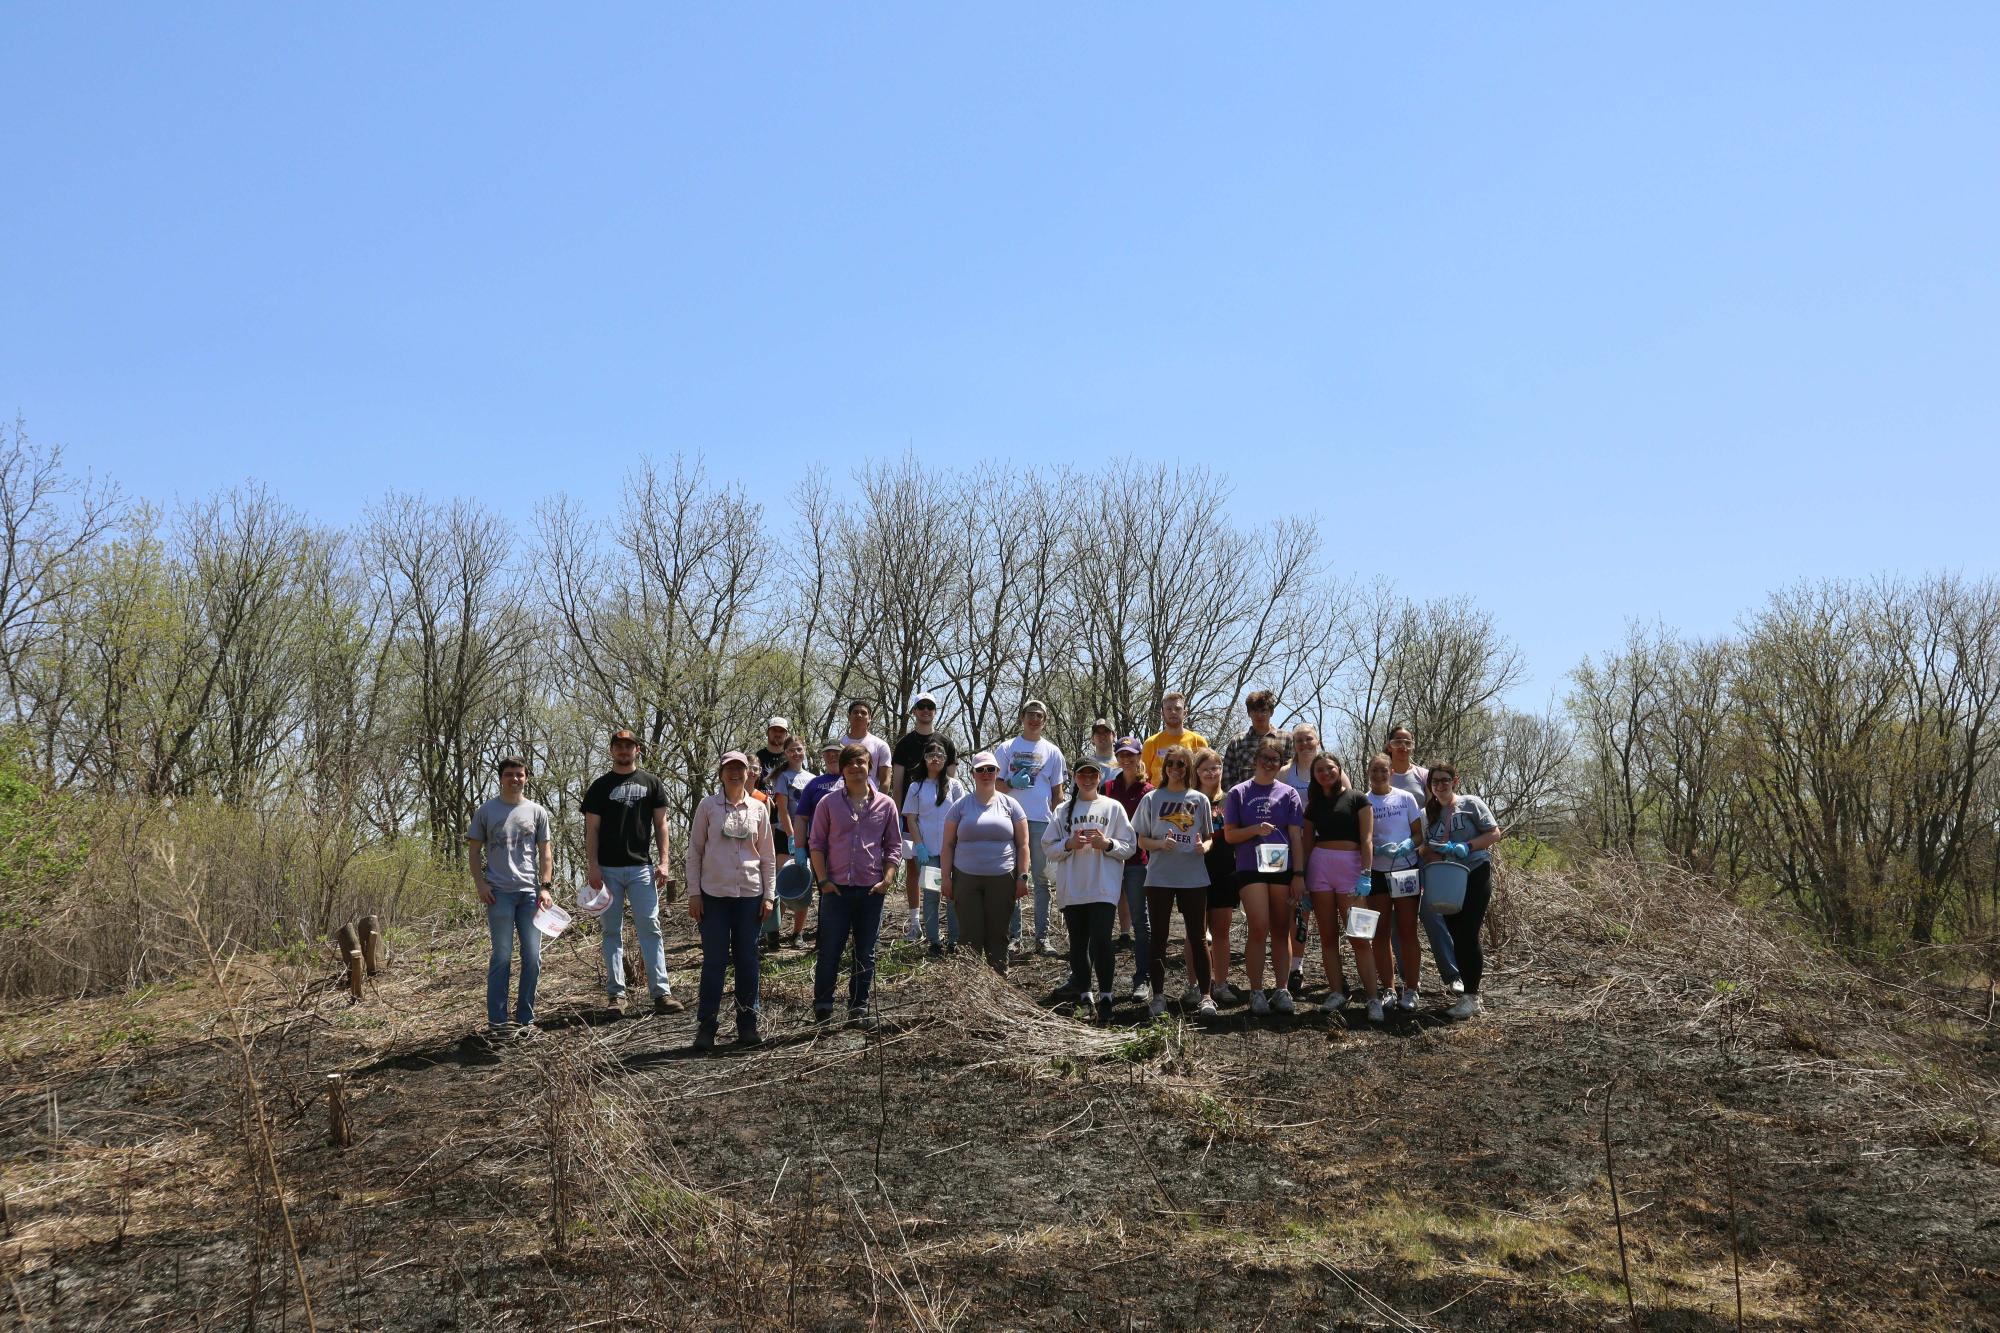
[582,768,667,867]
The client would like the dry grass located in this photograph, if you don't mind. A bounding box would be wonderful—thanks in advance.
[3,856,1998,1329]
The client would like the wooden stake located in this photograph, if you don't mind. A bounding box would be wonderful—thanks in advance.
[357,914,383,975]
[334,923,365,1000]
[326,1075,351,1149]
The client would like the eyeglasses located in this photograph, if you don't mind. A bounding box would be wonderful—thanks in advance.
[974,765,1000,774]
[1388,737,1413,747]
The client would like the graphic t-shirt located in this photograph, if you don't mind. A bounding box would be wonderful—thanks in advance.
[466,798,551,893]
[581,768,667,867]
[1135,788,1213,889]
[1223,779,1306,874]
[1367,787,1425,871]
[892,729,958,782]
[1426,794,1500,867]
[754,744,788,788]
[992,737,1066,823]
[796,773,842,829]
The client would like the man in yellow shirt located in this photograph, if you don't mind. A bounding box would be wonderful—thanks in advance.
[1141,691,1208,784]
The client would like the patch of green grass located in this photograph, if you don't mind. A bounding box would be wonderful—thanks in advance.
[1105,1018,1180,1064]
[94,1019,156,1053]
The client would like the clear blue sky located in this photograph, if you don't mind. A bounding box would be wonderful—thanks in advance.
[6,4,1996,706]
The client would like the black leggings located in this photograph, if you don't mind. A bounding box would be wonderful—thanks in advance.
[1446,863,1493,994]
[1146,884,1211,995]
[1062,902,1117,994]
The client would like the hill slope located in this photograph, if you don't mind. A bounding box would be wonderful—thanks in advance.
[3,861,1997,1330]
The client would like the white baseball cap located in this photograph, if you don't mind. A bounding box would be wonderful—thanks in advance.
[766,716,790,731]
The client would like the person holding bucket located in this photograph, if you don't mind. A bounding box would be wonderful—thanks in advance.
[685,752,778,1051]
[1364,752,1427,1012]
[902,742,965,956]
[1133,743,1216,1017]
[1386,724,1464,997]
[467,755,553,1040]
[1223,738,1308,1015]
[1192,747,1241,1003]
[1303,752,1374,1016]
[1418,762,1502,1019]
[764,737,813,948]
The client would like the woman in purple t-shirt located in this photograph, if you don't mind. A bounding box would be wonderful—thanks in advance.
[1221,737,1309,1014]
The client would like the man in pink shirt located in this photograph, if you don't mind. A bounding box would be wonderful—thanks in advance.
[808,742,905,1028]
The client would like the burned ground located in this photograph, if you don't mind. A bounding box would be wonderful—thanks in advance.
[3,861,1998,1330]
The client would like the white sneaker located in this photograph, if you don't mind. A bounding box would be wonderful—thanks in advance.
[1211,983,1238,1005]
[1272,989,1295,1014]
[905,921,923,943]
[1447,978,1466,997]
[1147,994,1167,1018]
[1366,997,1385,1022]
[1130,982,1151,1003]
[1180,984,1202,1007]
[1320,993,1345,1015]
[1249,989,1271,1016]
[1397,986,1417,1011]
[1197,996,1219,1017]
[1036,939,1059,957]
[1448,994,1482,1020]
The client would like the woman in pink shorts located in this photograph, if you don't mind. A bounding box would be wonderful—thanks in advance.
[1304,752,1377,1017]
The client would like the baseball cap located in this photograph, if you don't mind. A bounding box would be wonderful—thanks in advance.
[969,751,1000,771]
[766,716,789,731]
[1115,735,1143,756]
[1090,717,1113,734]
[718,750,750,772]
[1020,699,1048,716]
[1073,756,1106,776]
[610,728,641,747]
[820,738,845,754]
[911,692,938,709]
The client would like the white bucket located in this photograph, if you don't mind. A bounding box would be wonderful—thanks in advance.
[1344,906,1381,940]
[920,865,942,894]
[534,903,573,939]
[1387,869,1421,899]
[576,885,612,918]
[1256,842,1289,873]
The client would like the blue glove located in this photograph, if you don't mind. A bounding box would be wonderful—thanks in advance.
[1374,841,1399,857]
[792,843,809,869]
[1446,841,1470,860]
[910,841,929,865]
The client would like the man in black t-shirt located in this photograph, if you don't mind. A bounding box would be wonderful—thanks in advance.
[753,715,791,788]
[581,728,682,1015]
[890,692,957,801]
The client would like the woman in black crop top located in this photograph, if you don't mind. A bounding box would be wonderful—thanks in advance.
[1303,753,1378,1018]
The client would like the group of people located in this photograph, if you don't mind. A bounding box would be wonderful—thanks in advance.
[467,692,1502,1051]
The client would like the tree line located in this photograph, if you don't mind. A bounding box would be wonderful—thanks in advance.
[2,415,1993,974]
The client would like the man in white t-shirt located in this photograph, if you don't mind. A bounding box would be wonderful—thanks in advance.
[836,699,893,790]
[994,699,1067,955]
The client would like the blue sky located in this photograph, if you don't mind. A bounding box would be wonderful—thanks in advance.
[5,4,1996,706]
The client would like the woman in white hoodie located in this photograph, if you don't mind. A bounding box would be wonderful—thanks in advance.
[1042,757,1136,1024]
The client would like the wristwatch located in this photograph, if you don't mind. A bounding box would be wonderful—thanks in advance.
[539,880,553,891]
[818,878,834,890]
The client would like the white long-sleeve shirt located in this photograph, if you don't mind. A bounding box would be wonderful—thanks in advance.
[1042,794,1136,908]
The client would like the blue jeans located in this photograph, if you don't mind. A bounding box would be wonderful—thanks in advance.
[696,894,763,1026]
[1388,910,1463,985]
[1009,821,1051,943]
[814,886,886,1013]
[600,864,673,1000]
[920,867,960,947]
[1121,861,1150,987]
[486,892,542,1027]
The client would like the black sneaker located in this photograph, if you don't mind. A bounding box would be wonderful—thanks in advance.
[1288,967,1304,995]
[926,943,943,959]
[812,1007,834,1024]
[692,1023,717,1052]
[736,1014,762,1047]
[848,1007,875,1031]
[1094,996,1115,1025]
[1115,932,1133,950]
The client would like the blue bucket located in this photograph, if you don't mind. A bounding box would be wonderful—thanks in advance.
[776,861,812,903]
[1419,860,1469,916]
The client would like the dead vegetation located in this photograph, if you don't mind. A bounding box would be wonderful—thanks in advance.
[2,858,1998,1330]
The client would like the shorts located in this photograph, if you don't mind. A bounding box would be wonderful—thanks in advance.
[1308,848,1365,895]
[1234,869,1293,898]
[1207,874,1242,911]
